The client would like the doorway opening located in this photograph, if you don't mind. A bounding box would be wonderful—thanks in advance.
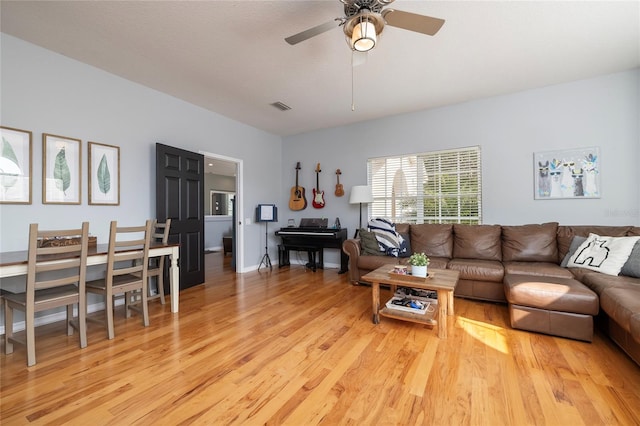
[201,151,243,274]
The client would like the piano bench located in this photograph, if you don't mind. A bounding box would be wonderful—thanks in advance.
[278,244,321,271]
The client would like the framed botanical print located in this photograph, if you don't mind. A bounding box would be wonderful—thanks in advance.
[88,142,120,205]
[0,126,32,204]
[43,133,82,204]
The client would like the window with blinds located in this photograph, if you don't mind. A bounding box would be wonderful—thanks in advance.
[367,146,482,224]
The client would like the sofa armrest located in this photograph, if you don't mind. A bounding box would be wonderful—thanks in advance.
[342,238,362,285]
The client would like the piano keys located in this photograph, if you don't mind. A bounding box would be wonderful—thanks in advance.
[275,227,348,273]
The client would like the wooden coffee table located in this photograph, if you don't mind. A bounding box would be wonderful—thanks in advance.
[362,265,460,338]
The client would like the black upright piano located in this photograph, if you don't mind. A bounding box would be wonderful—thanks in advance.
[275,218,348,273]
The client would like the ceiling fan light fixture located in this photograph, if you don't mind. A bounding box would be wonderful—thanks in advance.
[352,18,376,51]
[344,10,385,52]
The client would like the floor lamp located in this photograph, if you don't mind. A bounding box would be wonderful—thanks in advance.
[349,185,373,238]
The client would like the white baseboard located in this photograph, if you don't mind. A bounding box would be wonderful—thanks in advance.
[0,299,124,336]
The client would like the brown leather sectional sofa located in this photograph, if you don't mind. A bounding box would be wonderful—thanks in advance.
[342,222,640,365]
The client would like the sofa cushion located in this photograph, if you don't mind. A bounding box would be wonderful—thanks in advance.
[453,224,501,261]
[502,222,559,262]
[600,286,640,333]
[620,241,640,278]
[359,229,385,256]
[577,269,640,295]
[630,314,640,344]
[357,255,397,271]
[447,259,504,282]
[410,224,453,258]
[567,234,640,276]
[504,274,599,315]
[396,223,410,234]
[571,226,632,237]
[503,261,573,279]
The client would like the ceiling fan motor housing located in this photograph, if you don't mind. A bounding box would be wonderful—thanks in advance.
[341,0,395,17]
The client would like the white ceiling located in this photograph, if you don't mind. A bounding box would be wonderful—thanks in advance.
[1,1,639,137]
[205,157,237,177]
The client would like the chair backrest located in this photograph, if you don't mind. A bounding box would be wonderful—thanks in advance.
[27,222,90,296]
[105,220,152,284]
[152,218,171,244]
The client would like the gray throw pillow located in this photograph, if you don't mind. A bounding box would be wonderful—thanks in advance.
[398,232,412,258]
[359,229,384,256]
[561,235,587,267]
[621,240,640,278]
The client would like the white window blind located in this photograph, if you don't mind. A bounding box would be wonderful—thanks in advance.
[367,146,482,224]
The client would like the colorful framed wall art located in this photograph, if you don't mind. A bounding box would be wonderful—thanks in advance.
[534,147,600,200]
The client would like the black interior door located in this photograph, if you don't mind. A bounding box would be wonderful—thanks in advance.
[156,143,205,290]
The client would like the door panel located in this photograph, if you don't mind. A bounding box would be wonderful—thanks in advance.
[156,143,205,290]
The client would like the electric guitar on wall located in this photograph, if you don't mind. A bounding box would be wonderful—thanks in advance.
[312,163,325,208]
[335,169,344,197]
[289,162,307,211]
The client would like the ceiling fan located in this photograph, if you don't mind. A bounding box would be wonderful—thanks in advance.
[285,0,445,53]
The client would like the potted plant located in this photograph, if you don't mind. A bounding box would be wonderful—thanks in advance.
[408,252,430,277]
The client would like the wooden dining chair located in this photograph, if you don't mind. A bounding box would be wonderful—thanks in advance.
[3,222,90,366]
[86,220,152,340]
[147,218,171,305]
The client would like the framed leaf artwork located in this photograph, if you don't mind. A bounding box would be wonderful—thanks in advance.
[88,142,120,205]
[43,133,82,204]
[0,126,32,204]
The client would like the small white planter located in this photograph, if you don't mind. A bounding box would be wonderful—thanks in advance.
[411,265,428,278]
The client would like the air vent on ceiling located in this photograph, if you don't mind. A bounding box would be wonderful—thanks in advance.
[270,101,291,111]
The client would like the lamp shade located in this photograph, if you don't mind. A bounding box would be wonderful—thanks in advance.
[349,185,373,204]
[351,20,376,52]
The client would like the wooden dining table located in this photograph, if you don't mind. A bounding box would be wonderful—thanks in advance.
[0,242,181,313]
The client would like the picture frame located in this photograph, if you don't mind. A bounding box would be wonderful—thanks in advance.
[88,142,120,205]
[0,126,32,204]
[43,133,82,204]
[534,147,600,200]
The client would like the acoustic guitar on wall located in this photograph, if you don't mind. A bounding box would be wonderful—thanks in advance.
[335,169,344,197]
[289,162,307,211]
[312,163,325,208]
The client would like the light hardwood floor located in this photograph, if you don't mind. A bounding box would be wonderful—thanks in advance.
[2,252,639,425]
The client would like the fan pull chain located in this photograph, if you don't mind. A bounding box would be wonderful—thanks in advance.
[351,51,355,111]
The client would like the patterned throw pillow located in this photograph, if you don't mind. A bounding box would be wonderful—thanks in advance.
[567,233,640,276]
[368,218,408,257]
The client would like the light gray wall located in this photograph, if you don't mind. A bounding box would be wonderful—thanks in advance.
[0,34,283,270]
[282,69,640,266]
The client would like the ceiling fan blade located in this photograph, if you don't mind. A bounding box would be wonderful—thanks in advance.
[382,9,445,36]
[285,20,337,45]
